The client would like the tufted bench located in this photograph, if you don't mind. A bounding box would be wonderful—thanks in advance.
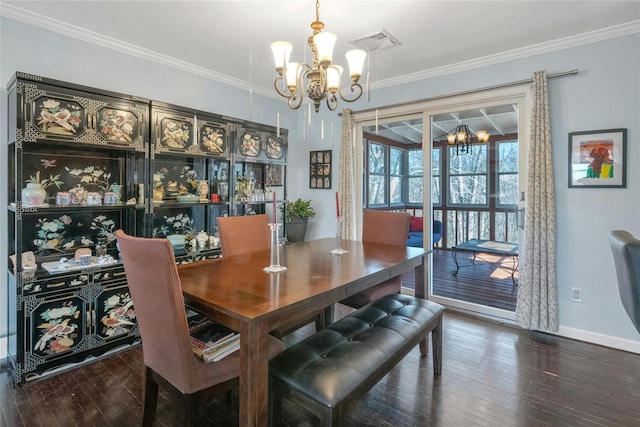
[269,293,444,426]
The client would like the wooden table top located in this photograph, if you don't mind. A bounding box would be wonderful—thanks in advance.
[178,238,426,324]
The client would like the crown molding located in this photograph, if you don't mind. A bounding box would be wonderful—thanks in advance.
[377,20,640,89]
[2,3,638,96]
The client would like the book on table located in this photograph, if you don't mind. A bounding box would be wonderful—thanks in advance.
[189,319,239,362]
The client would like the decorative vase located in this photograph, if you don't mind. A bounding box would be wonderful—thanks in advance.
[286,219,309,243]
[69,186,87,205]
[153,187,164,201]
[196,230,208,249]
[22,182,47,206]
[197,180,209,202]
[109,184,123,200]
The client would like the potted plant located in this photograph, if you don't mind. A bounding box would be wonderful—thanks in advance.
[280,198,316,243]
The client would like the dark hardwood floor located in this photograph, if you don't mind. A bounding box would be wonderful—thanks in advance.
[403,249,519,311]
[2,309,638,427]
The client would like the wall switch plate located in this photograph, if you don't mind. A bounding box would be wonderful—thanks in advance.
[571,287,582,302]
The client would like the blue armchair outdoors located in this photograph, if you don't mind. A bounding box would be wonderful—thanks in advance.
[407,218,443,249]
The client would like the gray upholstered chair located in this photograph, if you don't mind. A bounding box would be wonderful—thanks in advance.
[609,230,640,334]
[115,230,283,426]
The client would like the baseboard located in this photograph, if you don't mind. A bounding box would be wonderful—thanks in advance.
[557,326,640,354]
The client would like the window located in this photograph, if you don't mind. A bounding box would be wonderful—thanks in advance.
[365,141,408,208]
[431,148,441,206]
[497,141,519,206]
[390,147,404,204]
[368,142,387,206]
[448,145,488,206]
[407,149,423,205]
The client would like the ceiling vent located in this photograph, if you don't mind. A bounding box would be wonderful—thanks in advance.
[350,28,401,53]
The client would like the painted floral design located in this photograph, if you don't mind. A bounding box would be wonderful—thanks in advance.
[33,215,72,252]
[265,136,284,159]
[239,132,260,157]
[37,99,82,135]
[153,213,194,238]
[101,293,135,337]
[26,159,64,191]
[161,120,191,148]
[34,301,80,354]
[201,126,225,153]
[65,165,112,191]
[98,109,135,142]
[90,215,117,244]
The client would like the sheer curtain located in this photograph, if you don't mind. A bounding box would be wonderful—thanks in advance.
[338,109,356,239]
[515,71,559,332]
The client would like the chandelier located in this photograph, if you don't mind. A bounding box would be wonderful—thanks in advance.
[270,0,367,112]
[446,124,490,155]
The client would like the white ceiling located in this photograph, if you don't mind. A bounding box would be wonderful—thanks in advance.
[2,1,638,145]
[3,0,639,97]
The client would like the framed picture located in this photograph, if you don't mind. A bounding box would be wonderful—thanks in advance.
[568,128,627,188]
[265,164,283,186]
[310,150,332,189]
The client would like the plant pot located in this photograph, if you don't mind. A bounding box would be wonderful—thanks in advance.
[286,219,309,243]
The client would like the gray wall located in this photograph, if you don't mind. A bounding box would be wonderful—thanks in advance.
[2,17,639,355]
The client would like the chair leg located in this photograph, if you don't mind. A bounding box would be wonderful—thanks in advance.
[432,314,443,375]
[142,367,159,427]
[315,311,326,331]
[324,304,335,327]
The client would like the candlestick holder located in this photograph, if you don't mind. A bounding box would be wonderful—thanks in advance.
[264,223,287,272]
[330,216,348,255]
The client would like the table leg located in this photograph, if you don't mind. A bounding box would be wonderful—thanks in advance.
[239,320,270,427]
[451,247,460,276]
[414,255,429,356]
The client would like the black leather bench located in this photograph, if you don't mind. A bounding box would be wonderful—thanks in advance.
[269,293,444,426]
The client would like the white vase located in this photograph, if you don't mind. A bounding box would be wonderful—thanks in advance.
[22,183,47,206]
[197,180,209,202]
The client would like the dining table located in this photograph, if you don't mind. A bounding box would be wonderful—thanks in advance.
[177,237,430,427]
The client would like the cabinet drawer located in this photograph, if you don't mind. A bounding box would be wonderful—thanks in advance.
[92,265,126,286]
[23,272,90,296]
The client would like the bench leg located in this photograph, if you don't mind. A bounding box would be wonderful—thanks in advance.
[432,314,443,375]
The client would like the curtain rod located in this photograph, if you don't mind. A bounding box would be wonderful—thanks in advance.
[340,69,578,116]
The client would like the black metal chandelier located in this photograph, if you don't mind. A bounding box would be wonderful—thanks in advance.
[446,124,490,155]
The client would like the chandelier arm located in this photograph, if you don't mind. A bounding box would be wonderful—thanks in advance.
[325,93,338,111]
[273,77,291,98]
[337,82,364,103]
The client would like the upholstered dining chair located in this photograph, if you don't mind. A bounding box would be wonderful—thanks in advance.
[216,214,271,257]
[216,214,325,337]
[327,210,411,322]
[115,230,283,426]
[609,230,640,334]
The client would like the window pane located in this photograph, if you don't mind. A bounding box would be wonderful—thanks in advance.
[408,150,423,176]
[408,177,423,204]
[431,177,440,205]
[368,175,386,205]
[449,145,487,174]
[449,175,487,204]
[498,141,518,173]
[369,143,386,174]
[499,174,519,205]
[432,148,440,177]
[390,176,402,204]
[390,148,403,175]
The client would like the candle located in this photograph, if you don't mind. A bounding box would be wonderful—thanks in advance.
[308,103,311,125]
[273,191,277,223]
[276,112,280,137]
[330,123,333,148]
[335,192,340,218]
[321,120,324,140]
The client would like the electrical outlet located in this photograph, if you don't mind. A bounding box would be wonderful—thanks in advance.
[571,287,582,303]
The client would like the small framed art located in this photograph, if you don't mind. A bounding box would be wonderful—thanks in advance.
[265,164,283,186]
[310,150,332,189]
[568,128,627,188]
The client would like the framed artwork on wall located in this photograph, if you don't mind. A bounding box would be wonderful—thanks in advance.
[568,128,627,188]
[310,150,332,189]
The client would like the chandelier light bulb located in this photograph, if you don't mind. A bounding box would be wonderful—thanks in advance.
[345,49,367,82]
[326,65,343,92]
[285,62,300,91]
[271,41,292,73]
[314,32,336,67]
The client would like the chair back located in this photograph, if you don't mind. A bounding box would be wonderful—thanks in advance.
[363,210,411,247]
[115,230,202,392]
[433,219,443,235]
[216,214,270,257]
[609,230,640,333]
